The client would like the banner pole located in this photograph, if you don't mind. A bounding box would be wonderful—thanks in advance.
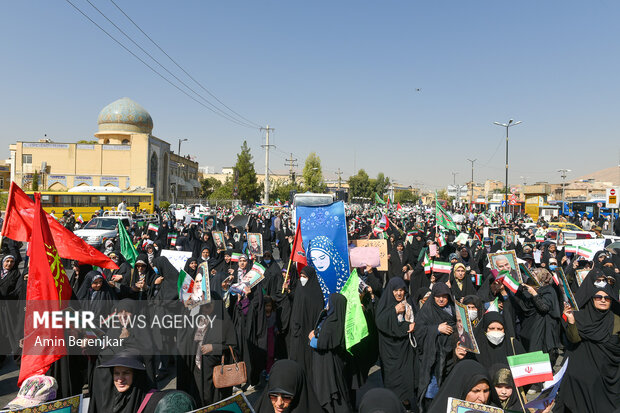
[281,257,293,294]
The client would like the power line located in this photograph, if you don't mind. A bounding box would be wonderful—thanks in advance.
[84,0,256,129]
[65,0,258,129]
[107,0,262,129]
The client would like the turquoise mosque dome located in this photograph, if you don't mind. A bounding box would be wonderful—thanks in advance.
[97,97,153,134]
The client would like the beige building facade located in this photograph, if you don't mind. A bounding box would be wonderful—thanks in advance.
[9,97,199,204]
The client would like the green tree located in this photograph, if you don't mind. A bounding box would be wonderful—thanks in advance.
[200,177,223,198]
[394,190,420,204]
[77,139,98,144]
[302,152,326,193]
[234,141,260,203]
[373,172,391,196]
[209,177,234,200]
[437,189,448,200]
[348,169,373,199]
[32,170,39,191]
[270,180,301,203]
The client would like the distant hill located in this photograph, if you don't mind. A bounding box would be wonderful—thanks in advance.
[575,166,620,186]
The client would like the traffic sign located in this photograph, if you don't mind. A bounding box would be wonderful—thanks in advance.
[607,187,619,208]
[597,202,603,208]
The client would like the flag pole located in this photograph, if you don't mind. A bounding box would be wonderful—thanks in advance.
[281,256,293,294]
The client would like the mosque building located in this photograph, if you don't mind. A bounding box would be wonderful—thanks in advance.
[8,97,199,204]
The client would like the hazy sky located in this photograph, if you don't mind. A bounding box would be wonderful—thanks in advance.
[1,1,619,190]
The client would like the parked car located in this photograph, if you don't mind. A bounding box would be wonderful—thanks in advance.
[74,216,131,248]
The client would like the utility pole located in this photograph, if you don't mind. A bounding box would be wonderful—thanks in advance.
[285,153,298,183]
[452,172,458,185]
[467,159,476,211]
[336,168,343,189]
[261,125,275,204]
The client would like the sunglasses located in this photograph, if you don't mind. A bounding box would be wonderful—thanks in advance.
[269,393,293,402]
[593,295,611,302]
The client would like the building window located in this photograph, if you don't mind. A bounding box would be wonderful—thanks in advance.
[22,154,32,164]
[122,139,130,145]
[0,177,4,189]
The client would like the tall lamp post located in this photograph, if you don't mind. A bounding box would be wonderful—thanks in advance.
[467,159,476,211]
[175,138,188,205]
[178,138,188,156]
[493,119,522,215]
[558,169,571,215]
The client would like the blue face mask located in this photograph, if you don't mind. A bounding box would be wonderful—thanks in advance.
[153,267,159,274]
[549,264,557,271]
[264,259,271,264]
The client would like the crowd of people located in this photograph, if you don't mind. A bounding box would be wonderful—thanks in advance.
[0,203,618,412]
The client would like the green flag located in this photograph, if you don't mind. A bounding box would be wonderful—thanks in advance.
[374,193,386,205]
[435,194,457,231]
[118,219,139,267]
[341,269,369,351]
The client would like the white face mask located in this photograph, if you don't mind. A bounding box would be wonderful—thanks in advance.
[300,277,308,287]
[486,330,505,345]
[594,281,607,289]
[468,309,478,321]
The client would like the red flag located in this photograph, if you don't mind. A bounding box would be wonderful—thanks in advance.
[291,218,307,272]
[386,198,391,209]
[18,193,73,385]
[396,202,402,211]
[1,183,118,269]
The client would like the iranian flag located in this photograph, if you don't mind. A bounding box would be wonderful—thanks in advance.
[77,215,84,224]
[507,351,553,387]
[251,262,265,275]
[494,269,509,284]
[436,231,447,248]
[472,273,482,286]
[191,216,201,225]
[422,252,432,274]
[564,245,578,254]
[230,252,243,262]
[535,234,545,242]
[177,269,194,303]
[167,232,178,240]
[503,272,521,293]
[577,246,595,260]
[147,223,159,233]
[486,297,499,313]
[170,236,177,247]
[432,261,452,274]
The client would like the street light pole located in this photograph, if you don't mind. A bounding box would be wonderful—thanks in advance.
[178,138,188,156]
[467,159,476,212]
[493,119,522,216]
[558,169,571,215]
[176,138,188,205]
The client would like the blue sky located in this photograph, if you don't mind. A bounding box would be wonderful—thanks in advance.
[1,1,619,190]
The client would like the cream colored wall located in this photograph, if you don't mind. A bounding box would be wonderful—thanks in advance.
[131,135,149,187]
[13,136,151,190]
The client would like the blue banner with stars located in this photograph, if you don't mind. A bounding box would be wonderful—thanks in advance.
[296,201,350,302]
